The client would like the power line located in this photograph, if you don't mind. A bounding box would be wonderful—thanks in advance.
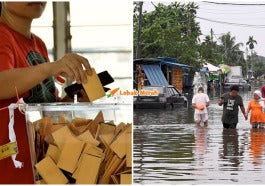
[196,16,265,28]
[202,1,265,6]
[198,8,265,15]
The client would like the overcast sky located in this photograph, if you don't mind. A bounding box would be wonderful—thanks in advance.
[142,1,265,57]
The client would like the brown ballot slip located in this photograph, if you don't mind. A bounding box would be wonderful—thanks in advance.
[35,156,68,184]
[82,68,106,102]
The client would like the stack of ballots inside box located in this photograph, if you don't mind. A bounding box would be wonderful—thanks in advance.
[25,104,132,184]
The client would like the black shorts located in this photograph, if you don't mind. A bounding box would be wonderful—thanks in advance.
[223,123,237,129]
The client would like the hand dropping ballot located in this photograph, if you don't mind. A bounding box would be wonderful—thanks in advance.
[64,68,114,102]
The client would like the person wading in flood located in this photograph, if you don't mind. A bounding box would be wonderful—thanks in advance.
[245,90,265,129]
[218,85,248,129]
[192,87,210,127]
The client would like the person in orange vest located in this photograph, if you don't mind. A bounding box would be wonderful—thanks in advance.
[245,90,265,129]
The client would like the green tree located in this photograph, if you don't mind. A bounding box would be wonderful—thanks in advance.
[218,32,244,66]
[246,36,257,71]
[252,53,263,77]
[133,2,201,68]
[199,34,223,66]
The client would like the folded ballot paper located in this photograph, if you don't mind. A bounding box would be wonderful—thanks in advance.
[64,69,114,102]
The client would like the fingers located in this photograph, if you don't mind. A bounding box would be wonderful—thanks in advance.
[64,57,84,84]
[53,53,92,84]
[74,54,92,75]
[66,54,91,84]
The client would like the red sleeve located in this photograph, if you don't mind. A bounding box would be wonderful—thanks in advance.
[261,85,265,98]
[0,36,15,70]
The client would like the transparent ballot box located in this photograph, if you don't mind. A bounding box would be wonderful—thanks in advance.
[24,102,132,184]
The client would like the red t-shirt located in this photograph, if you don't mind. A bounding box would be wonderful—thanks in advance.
[0,22,56,183]
[261,85,265,98]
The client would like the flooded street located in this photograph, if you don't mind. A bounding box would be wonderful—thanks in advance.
[133,83,265,184]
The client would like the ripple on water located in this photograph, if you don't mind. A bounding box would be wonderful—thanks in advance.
[134,85,265,184]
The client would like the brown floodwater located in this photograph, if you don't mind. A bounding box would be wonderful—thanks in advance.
[133,82,265,184]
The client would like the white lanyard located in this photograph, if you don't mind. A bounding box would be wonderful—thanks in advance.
[7,98,25,168]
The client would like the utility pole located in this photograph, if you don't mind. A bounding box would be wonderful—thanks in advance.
[210,28,213,60]
[136,2,143,59]
[245,47,249,80]
[210,28,213,44]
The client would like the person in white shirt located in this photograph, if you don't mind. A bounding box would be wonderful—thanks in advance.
[192,87,210,127]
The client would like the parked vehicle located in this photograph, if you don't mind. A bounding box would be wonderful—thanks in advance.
[227,66,243,79]
[223,76,251,90]
[223,66,251,90]
[133,85,188,109]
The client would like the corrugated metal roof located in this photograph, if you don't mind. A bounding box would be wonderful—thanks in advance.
[142,65,169,86]
[134,57,192,70]
[159,61,192,70]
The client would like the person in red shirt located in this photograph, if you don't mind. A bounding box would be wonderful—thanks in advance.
[0,2,92,183]
[261,85,265,98]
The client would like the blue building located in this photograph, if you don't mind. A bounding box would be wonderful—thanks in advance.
[134,57,193,91]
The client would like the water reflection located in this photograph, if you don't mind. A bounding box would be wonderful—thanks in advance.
[219,129,242,171]
[134,83,265,184]
[194,126,208,157]
[250,128,265,165]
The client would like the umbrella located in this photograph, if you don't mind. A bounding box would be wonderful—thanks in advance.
[203,62,220,72]
[218,64,231,74]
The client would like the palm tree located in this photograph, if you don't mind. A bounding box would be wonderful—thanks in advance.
[246,36,257,50]
[246,36,257,76]
[219,32,243,65]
